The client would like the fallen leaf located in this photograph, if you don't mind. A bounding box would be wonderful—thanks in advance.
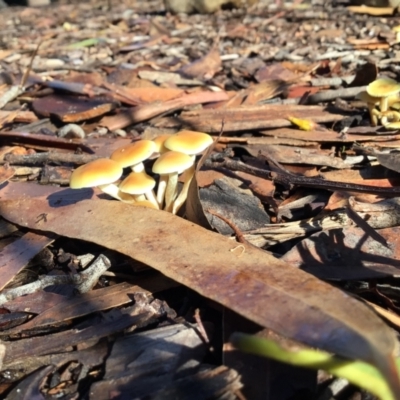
[122,87,184,103]
[180,46,222,80]
[287,115,319,131]
[349,61,378,87]
[287,85,320,99]
[243,80,289,105]
[32,94,116,123]
[254,64,298,83]
[1,196,400,395]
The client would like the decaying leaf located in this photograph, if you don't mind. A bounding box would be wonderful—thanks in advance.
[180,46,222,80]
[1,197,400,396]
[199,177,270,234]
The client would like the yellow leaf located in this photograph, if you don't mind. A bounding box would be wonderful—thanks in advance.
[287,116,317,131]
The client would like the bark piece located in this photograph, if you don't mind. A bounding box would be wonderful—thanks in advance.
[90,323,241,400]
[32,95,116,123]
[2,312,150,365]
[176,105,345,132]
[0,232,54,291]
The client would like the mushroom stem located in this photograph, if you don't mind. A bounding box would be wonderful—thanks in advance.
[164,173,178,212]
[131,163,144,173]
[133,194,146,202]
[145,190,159,209]
[380,97,389,125]
[370,107,379,127]
[98,183,135,203]
[156,175,168,207]
[172,164,195,215]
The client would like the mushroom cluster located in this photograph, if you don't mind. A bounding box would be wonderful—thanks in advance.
[358,77,400,127]
[69,130,213,214]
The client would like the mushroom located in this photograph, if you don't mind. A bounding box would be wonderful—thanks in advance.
[383,121,400,130]
[356,91,380,126]
[164,130,213,214]
[118,171,159,209]
[152,151,194,212]
[70,158,133,202]
[366,77,400,124]
[110,140,156,172]
[153,134,173,154]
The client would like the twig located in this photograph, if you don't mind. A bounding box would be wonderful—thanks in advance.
[4,152,99,166]
[193,308,210,344]
[206,208,248,245]
[307,86,366,104]
[0,254,111,306]
[0,43,40,110]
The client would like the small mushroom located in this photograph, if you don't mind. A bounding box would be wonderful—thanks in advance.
[383,121,400,130]
[152,151,194,211]
[164,130,213,157]
[366,77,400,124]
[356,91,380,126]
[164,130,213,214]
[70,158,132,202]
[119,171,159,209]
[110,140,156,172]
[153,134,173,154]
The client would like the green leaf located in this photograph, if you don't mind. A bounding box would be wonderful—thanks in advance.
[231,332,399,400]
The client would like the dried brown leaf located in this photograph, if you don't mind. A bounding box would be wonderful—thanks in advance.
[1,197,400,395]
[180,47,222,80]
[32,95,116,123]
[121,87,184,103]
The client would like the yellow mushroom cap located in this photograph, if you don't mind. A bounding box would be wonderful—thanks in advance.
[153,134,173,153]
[110,140,156,168]
[366,77,400,98]
[356,91,380,104]
[164,130,213,155]
[119,171,156,195]
[70,158,123,189]
[152,151,194,175]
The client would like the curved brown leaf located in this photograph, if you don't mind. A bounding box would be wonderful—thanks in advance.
[0,197,399,397]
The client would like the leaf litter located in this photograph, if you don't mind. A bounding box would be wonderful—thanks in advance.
[2,0,400,398]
